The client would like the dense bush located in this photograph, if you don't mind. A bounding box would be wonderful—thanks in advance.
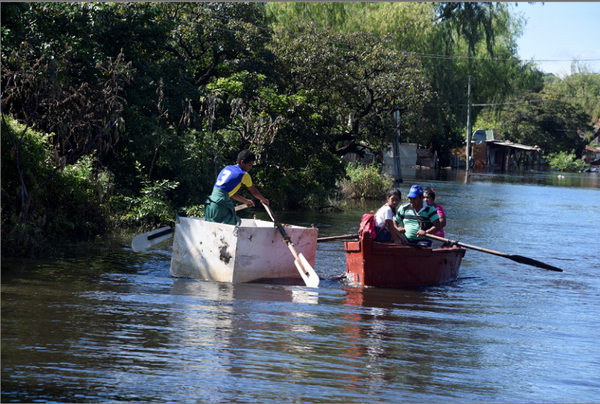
[119,161,179,226]
[546,151,588,172]
[1,116,111,256]
[338,162,393,200]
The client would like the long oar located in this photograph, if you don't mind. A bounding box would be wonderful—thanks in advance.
[425,234,563,272]
[317,234,359,243]
[131,204,250,252]
[263,204,320,287]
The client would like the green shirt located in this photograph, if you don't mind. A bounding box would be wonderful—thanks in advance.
[395,202,440,241]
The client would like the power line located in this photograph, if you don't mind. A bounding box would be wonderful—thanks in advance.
[471,99,547,107]
[428,93,594,107]
[410,52,600,63]
[189,12,600,65]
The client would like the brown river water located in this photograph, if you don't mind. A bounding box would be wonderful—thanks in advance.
[2,169,599,403]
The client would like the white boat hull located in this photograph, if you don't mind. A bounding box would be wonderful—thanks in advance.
[170,217,318,283]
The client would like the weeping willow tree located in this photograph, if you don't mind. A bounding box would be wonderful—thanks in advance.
[266,2,544,164]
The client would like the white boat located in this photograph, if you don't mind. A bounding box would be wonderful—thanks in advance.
[169,216,318,283]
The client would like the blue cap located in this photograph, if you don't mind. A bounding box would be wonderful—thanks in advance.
[407,185,423,198]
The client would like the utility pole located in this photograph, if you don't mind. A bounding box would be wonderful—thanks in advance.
[466,76,472,173]
[394,110,403,183]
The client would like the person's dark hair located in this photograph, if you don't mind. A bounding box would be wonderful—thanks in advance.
[387,188,402,214]
[387,188,401,199]
[424,187,435,200]
[237,150,255,165]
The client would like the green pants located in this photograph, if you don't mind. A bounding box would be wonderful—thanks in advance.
[204,186,241,226]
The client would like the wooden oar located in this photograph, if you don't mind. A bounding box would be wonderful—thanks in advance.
[132,226,174,252]
[425,234,563,272]
[317,234,359,243]
[131,204,250,252]
[263,204,320,287]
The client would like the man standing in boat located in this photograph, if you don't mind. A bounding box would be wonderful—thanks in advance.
[394,185,442,247]
[205,150,269,225]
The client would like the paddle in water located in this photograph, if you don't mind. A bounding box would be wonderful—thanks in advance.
[425,234,563,272]
[263,203,320,287]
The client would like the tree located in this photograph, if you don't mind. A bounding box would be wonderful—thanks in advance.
[158,2,275,87]
[1,47,132,226]
[266,2,545,165]
[434,2,502,57]
[551,60,600,123]
[497,91,590,155]
[270,24,432,158]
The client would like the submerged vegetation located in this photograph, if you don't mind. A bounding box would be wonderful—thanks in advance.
[1,2,598,256]
[339,163,393,201]
[546,151,588,172]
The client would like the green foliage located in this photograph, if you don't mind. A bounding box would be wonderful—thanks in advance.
[475,60,597,156]
[494,91,590,155]
[339,163,393,201]
[546,151,588,172]
[266,2,546,165]
[1,116,111,257]
[121,162,179,225]
[179,205,205,218]
[270,23,431,158]
[546,61,600,122]
[1,117,52,198]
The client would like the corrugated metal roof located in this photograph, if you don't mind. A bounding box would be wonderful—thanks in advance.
[485,140,541,151]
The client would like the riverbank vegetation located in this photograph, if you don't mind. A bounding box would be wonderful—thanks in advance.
[338,163,393,201]
[546,151,588,172]
[2,2,599,256]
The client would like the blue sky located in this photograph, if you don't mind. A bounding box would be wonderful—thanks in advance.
[512,2,600,76]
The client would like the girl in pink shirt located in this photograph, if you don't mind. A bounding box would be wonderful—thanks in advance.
[424,188,446,238]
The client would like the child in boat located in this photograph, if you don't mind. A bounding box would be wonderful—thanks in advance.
[374,188,408,243]
[424,187,446,238]
[205,150,269,225]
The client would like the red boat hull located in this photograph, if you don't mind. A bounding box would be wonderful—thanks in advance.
[344,233,466,288]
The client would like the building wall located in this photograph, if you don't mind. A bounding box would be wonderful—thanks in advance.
[383,143,417,177]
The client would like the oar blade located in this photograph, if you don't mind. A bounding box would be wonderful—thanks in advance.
[131,227,174,252]
[294,256,319,288]
[509,255,563,272]
[298,253,320,287]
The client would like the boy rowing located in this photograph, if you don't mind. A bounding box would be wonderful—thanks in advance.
[205,150,269,225]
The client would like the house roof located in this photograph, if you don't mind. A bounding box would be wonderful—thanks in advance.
[485,139,541,151]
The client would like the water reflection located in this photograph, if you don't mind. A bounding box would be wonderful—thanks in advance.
[338,287,501,399]
[409,167,600,189]
[167,280,322,396]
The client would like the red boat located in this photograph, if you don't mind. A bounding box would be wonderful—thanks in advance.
[344,232,467,288]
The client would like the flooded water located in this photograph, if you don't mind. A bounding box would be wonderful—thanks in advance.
[2,169,599,403]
